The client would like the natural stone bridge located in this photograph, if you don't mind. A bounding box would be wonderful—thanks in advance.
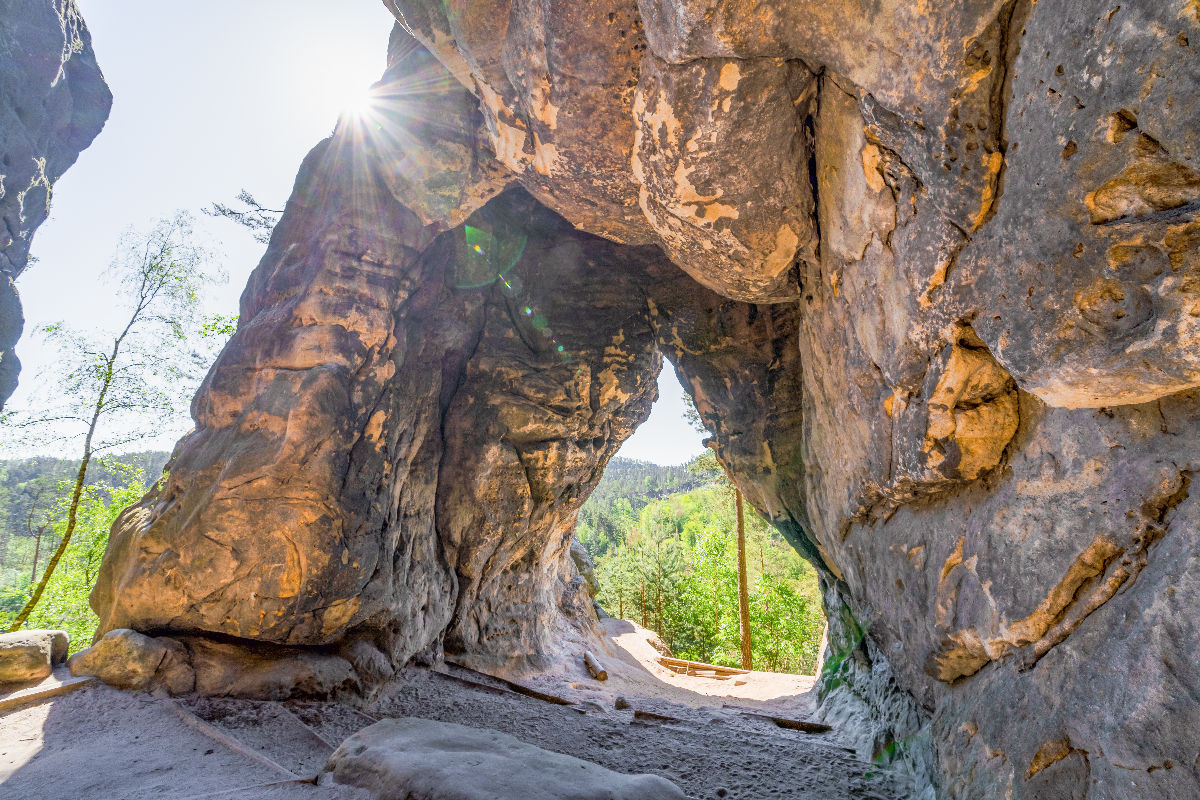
[6,1,1199,798]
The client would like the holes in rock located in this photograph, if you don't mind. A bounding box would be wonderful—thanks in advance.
[1106,242,1168,283]
[1106,110,1138,144]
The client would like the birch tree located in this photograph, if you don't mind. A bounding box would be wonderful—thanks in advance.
[3,213,224,631]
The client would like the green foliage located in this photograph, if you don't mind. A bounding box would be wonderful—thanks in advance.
[686,449,723,481]
[575,457,708,560]
[198,313,239,339]
[592,484,824,675]
[0,213,227,454]
[0,459,151,651]
[681,390,707,436]
[0,452,168,552]
[1,212,231,632]
[203,190,282,245]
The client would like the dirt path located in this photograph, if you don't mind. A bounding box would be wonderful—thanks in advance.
[593,617,817,709]
[0,675,368,799]
[0,624,901,800]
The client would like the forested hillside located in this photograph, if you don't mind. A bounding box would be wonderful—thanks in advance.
[0,452,167,646]
[579,457,825,675]
[575,457,707,560]
[0,451,168,553]
[0,450,825,673]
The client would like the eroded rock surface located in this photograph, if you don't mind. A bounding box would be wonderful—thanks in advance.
[68,628,192,693]
[90,3,1199,799]
[321,717,686,800]
[0,0,110,408]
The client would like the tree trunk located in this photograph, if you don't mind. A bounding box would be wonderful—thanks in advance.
[30,524,46,586]
[9,453,92,631]
[713,572,720,629]
[7,221,188,632]
[735,488,752,671]
[657,584,663,634]
[640,578,647,629]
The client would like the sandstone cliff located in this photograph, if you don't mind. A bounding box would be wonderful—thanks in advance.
[0,0,111,408]
[88,2,1198,798]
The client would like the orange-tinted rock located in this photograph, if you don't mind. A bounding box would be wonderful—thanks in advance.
[0,630,68,685]
[90,4,1200,800]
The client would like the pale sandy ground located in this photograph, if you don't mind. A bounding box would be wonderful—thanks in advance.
[597,617,817,708]
[0,622,900,800]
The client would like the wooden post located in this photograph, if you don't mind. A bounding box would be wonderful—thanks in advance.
[640,578,647,629]
[735,488,752,671]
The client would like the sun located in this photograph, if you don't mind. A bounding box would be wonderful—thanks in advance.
[341,86,378,118]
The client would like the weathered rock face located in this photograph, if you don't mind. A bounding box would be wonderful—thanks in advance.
[91,2,1198,798]
[0,0,111,408]
[92,37,708,677]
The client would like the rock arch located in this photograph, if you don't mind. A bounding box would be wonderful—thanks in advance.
[84,3,1200,798]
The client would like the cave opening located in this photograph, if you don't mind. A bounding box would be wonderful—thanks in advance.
[411,195,833,734]
[573,360,828,693]
[11,1,1200,796]
[413,188,832,693]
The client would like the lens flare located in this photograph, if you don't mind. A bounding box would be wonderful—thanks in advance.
[453,224,528,289]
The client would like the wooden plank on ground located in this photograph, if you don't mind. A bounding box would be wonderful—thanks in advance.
[0,671,95,713]
[168,700,299,779]
[583,651,607,681]
[427,668,521,699]
[658,656,749,675]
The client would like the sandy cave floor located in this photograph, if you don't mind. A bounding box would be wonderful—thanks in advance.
[0,619,903,799]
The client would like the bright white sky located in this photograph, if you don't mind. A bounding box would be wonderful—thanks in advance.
[8,0,704,465]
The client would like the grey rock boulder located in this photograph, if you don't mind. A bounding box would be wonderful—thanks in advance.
[0,629,68,685]
[569,537,600,598]
[321,717,686,800]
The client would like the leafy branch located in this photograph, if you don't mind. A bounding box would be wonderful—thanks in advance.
[203,189,282,245]
[4,212,226,631]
